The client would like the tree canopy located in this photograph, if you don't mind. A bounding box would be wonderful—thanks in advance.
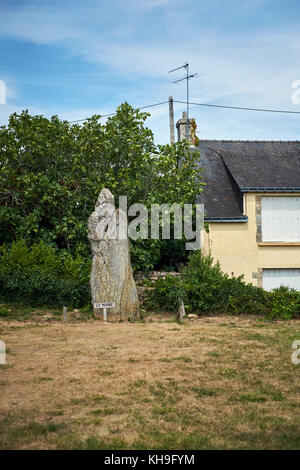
[0,103,203,270]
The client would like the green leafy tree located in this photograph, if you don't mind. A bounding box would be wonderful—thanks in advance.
[0,103,203,270]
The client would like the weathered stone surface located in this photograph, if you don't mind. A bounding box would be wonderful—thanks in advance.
[187,314,198,319]
[136,285,154,306]
[88,188,139,321]
[135,271,180,284]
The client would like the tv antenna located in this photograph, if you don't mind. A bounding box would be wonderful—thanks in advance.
[169,63,198,140]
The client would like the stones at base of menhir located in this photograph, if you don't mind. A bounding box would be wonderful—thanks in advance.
[88,188,139,322]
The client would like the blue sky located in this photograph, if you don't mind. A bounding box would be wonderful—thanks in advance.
[0,0,300,143]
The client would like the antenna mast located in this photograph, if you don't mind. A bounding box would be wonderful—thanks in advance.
[169,63,197,140]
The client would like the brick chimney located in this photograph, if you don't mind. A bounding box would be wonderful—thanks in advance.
[176,112,198,146]
[176,112,188,142]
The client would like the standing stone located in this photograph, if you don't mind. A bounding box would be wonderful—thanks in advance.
[88,188,139,321]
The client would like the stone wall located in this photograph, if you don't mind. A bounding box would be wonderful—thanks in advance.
[135,271,180,283]
[135,271,180,307]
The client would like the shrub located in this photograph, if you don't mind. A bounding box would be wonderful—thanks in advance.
[0,305,11,317]
[0,240,90,308]
[152,275,183,312]
[181,253,226,312]
[268,286,300,320]
[180,252,269,315]
[225,282,268,316]
[152,252,272,317]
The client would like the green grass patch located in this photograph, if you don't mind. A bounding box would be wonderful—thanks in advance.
[34,377,53,384]
[191,387,220,397]
[89,407,117,417]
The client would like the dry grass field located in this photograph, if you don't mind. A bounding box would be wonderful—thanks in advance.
[0,311,299,450]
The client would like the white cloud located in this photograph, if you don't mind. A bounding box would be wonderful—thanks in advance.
[0,0,300,143]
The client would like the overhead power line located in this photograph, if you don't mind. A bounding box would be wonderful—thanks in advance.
[67,98,300,124]
[69,112,115,123]
[173,100,300,114]
[68,100,169,123]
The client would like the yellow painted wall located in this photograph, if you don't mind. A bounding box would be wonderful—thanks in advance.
[202,193,300,286]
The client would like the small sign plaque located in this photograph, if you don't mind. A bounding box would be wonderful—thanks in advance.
[94,302,115,309]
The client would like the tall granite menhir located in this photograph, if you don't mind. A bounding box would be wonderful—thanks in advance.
[88,188,139,321]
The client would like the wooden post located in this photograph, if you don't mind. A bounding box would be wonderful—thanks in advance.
[169,96,175,144]
[63,306,67,321]
[179,300,185,323]
[0,340,6,365]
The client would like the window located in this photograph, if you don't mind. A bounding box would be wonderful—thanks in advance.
[261,197,300,242]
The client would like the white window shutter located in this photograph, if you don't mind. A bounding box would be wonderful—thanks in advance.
[263,269,300,291]
[261,197,300,242]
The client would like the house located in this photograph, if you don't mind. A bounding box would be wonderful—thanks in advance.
[176,114,300,291]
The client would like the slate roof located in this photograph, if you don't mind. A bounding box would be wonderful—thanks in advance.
[195,140,300,221]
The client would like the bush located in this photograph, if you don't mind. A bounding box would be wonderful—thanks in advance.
[179,252,268,315]
[151,252,300,319]
[225,281,268,316]
[268,286,300,320]
[0,305,11,317]
[152,275,183,312]
[0,240,90,308]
